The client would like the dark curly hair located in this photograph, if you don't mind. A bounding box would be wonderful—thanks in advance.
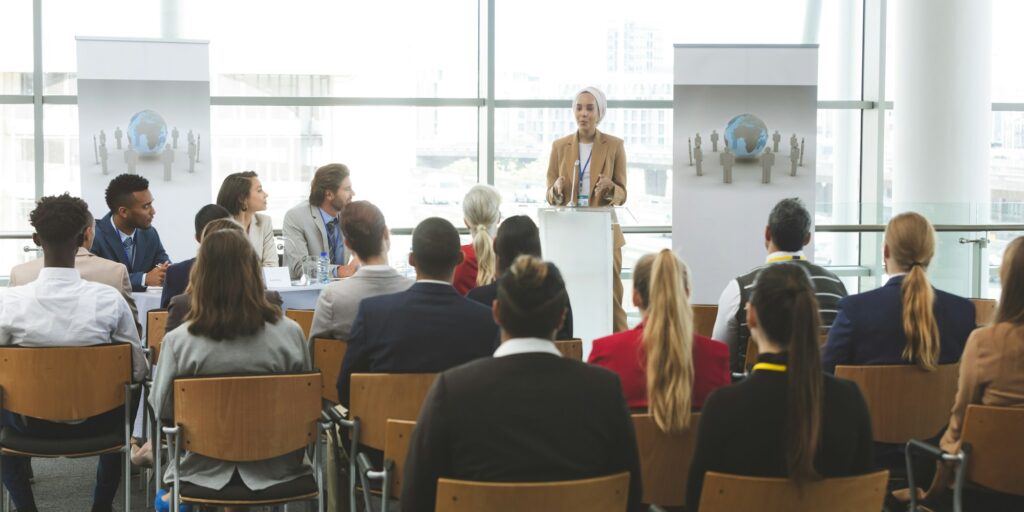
[104,174,150,212]
[30,193,91,245]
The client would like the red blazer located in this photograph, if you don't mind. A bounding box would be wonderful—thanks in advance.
[452,244,478,296]
[589,323,730,410]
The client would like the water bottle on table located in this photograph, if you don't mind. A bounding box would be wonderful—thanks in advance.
[317,251,330,284]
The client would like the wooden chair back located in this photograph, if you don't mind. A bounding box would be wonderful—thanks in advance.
[959,404,1024,496]
[311,338,348,404]
[632,413,700,507]
[692,304,717,338]
[174,373,321,462]
[435,472,630,512]
[0,344,132,422]
[834,364,959,444]
[970,298,997,326]
[743,338,758,372]
[147,309,169,362]
[384,419,416,499]
[697,470,889,512]
[285,309,316,339]
[554,339,583,361]
[349,373,437,450]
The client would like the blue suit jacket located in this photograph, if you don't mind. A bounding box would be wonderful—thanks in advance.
[336,282,498,407]
[91,212,171,292]
[160,257,195,309]
[822,275,976,373]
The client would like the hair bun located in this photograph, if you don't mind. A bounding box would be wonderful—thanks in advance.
[509,254,549,288]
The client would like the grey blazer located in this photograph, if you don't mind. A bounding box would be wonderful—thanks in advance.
[150,317,312,491]
[309,265,414,341]
[247,213,278,268]
[282,201,345,280]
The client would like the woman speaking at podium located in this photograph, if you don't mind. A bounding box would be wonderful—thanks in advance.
[545,86,628,332]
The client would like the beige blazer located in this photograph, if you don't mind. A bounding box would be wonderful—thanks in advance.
[246,212,278,267]
[940,322,1024,453]
[546,130,627,248]
[8,247,141,334]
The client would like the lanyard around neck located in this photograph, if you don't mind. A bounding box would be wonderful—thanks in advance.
[766,254,806,264]
[577,145,592,186]
[751,362,787,373]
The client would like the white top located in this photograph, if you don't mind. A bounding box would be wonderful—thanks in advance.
[711,250,805,347]
[578,142,593,198]
[493,337,562,358]
[0,267,148,382]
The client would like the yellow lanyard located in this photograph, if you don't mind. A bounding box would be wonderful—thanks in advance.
[751,362,787,373]
[766,254,807,264]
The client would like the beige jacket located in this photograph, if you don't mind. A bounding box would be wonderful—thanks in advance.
[940,322,1024,452]
[8,247,141,334]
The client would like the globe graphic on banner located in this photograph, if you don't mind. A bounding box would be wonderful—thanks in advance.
[724,113,769,158]
[127,110,168,156]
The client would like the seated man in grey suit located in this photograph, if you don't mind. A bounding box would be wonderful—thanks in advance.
[401,256,643,512]
[309,201,412,341]
[165,218,283,333]
[282,163,358,281]
[9,201,141,335]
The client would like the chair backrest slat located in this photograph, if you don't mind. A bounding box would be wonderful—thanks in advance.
[698,470,889,512]
[285,309,316,339]
[632,413,700,507]
[960,404,1024,496]
[384,419,416,499]
[835,364,959,443]
[554,339,583,361]
[312,338,347,404]
[174,373,321,461]
[147,309,169,363]
[349,373,437,450]
[0,344,131,421]
[435,472,630,512]
[692,305,717,338]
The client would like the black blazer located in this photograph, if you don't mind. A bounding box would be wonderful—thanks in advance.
[467,282,574,341]
[400,352,644,512]
[686,353,875,511]
[822,275,976,373]
[160,257,194,309]
[91,212,170,291]
[336,282,498,407]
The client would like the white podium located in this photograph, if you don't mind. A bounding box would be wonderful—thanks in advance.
[538,207,614,358]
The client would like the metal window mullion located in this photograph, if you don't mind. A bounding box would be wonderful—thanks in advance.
[33,0,43,200]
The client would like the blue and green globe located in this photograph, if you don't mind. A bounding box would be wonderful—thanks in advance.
[127,109,168,156]
[724,113,768,158]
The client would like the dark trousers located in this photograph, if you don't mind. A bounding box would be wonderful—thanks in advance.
[0,390,140,512]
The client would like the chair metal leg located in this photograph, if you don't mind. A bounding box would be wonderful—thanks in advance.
[124,384,132,512]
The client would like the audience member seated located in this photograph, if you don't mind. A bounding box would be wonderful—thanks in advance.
[589,249,729,415]
[216,171,277,267]
[165,219,283,333]
[686,263,874,511]
[713,198,847,374]
[452,184,500,295]
[822,212,975,373]
[150,229,311,510]
[467,215,573,340]
[160,204,231,308]
[336,217,497,408]
[283,163,358,280]
[0,194,147,512]
[9,200,141,335]
[909,236,1024,510]
[401,256,643,512]
[91,174,171,291]
[309,201,413,341]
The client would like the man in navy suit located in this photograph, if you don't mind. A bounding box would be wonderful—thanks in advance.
[91,174,171,291]
[337,217,498,408]
[159,204,232,308]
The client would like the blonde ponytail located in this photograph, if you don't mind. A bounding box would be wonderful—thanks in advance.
[462,185,501,286]
[886,213,940,371]
[638,250,695,433]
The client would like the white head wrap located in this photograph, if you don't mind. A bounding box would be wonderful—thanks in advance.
[573,86,607,125]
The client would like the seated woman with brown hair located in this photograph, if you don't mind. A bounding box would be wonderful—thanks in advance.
[149,229,311,511]
[588,249,729,425]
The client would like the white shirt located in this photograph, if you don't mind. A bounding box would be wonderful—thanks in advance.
[416,279,453,287]
[0,267,148,382]
[493,337,562,358]
[111,217,136,266]
[578,143,593,199]
[711,250,805,347]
